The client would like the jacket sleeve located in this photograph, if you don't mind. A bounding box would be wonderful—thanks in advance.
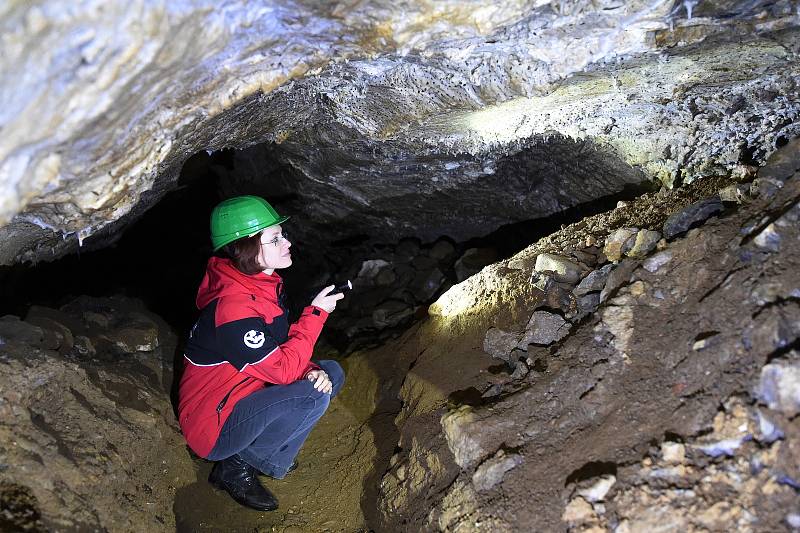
[213,295,328,384]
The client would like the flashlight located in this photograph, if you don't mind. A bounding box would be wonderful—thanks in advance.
[331,280,352,295]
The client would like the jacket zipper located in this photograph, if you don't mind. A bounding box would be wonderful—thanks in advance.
[216,377,251,425]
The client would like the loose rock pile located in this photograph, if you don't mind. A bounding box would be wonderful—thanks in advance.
[323,238,498,352]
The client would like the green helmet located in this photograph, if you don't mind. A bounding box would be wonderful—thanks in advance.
[210,195,289,251]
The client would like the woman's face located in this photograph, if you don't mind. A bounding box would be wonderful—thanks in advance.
[257,225,292,273]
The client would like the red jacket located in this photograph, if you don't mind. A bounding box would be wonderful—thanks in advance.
[178,257,327,458]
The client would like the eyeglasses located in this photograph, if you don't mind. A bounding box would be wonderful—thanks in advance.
[262,231,289,247]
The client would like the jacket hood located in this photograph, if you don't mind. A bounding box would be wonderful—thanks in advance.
[196,257,282,309]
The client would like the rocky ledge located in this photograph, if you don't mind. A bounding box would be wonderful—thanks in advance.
[376,139,800,531]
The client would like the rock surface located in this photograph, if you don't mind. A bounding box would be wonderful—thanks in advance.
[0,297,192,531]
[1,2,799,264]
[375,142,800,531]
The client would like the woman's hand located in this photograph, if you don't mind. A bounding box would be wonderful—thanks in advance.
[311,285,345,313]
[306,369,332,394]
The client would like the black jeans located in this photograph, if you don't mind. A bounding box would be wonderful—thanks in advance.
[207,360,345,479]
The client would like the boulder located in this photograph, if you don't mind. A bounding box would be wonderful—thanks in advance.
[663,197,724,239]
[603,228,638,262]
[408,268,445,302]
[372,300,415,329]
[643,251,673,273]
[627,229,661,258]
[357,259,392,285]
[483,327,522,361]
[0,315,45,348]
[534,253,583,284]
[395,238,422,261]
[756,360,800,416]
[520,311,570,346]
[574,264,614,296]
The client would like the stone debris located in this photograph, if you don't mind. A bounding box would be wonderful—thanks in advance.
[757,360,800,416]
[483,327,522,362]
[753,223,781,252]
[755,410,784,444]
[661,442,686,465]
[471,450,523,492]
[357,259,392,285]
[574,264,614,296]
[534,253,584,284]
[519,310,569,347]
[429,238,456,261]
[441,406,488,469]
[576,475,616,503]
[599,259,639,303]
[0,316,45,347]
[602,228,637,262]
[627,229,661,258]
[662,197,724,239]
[719,183,750,204]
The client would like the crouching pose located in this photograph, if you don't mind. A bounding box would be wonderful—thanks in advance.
[178,195,344,511]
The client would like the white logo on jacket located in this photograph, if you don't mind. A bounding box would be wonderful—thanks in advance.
[243,330,265,349]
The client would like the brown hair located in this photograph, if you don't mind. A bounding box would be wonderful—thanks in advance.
[220,232,263,275]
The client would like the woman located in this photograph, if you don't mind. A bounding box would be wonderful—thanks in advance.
[178,195,345,511]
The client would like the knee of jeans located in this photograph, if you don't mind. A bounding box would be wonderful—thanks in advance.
[318,360,345,389]
[302,379,332,408]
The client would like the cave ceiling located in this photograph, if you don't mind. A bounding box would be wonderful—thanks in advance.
[1,0,798,264]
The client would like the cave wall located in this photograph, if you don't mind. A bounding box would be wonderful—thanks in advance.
[1,1,798,265]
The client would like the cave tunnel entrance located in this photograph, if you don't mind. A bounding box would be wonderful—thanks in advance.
[0,141,656,354]
[0,137,664,532]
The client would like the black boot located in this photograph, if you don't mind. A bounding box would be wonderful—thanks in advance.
[208,454,278,511]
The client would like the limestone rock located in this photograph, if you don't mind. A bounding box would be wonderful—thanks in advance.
[0,316,45,347]
[663,198,724,239]
[357,259,392,285]
[531,273,577,314]
[472,451,523,492]
[534,253,583,284]
[409,268,446,302]
[441,406,489,469]
[574,264,614,296]
[661,442,686,465]
[753,223,781,252]
[577,475,616,503]
[484,327,522,361]
[757,360,800,416]
[603,228,637,262]
[372,300,414,329]
[562,496,596,525]
[395,238,422,261]
[719,184,750,204]
[520,311,570,346]
[627,229,661,259]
